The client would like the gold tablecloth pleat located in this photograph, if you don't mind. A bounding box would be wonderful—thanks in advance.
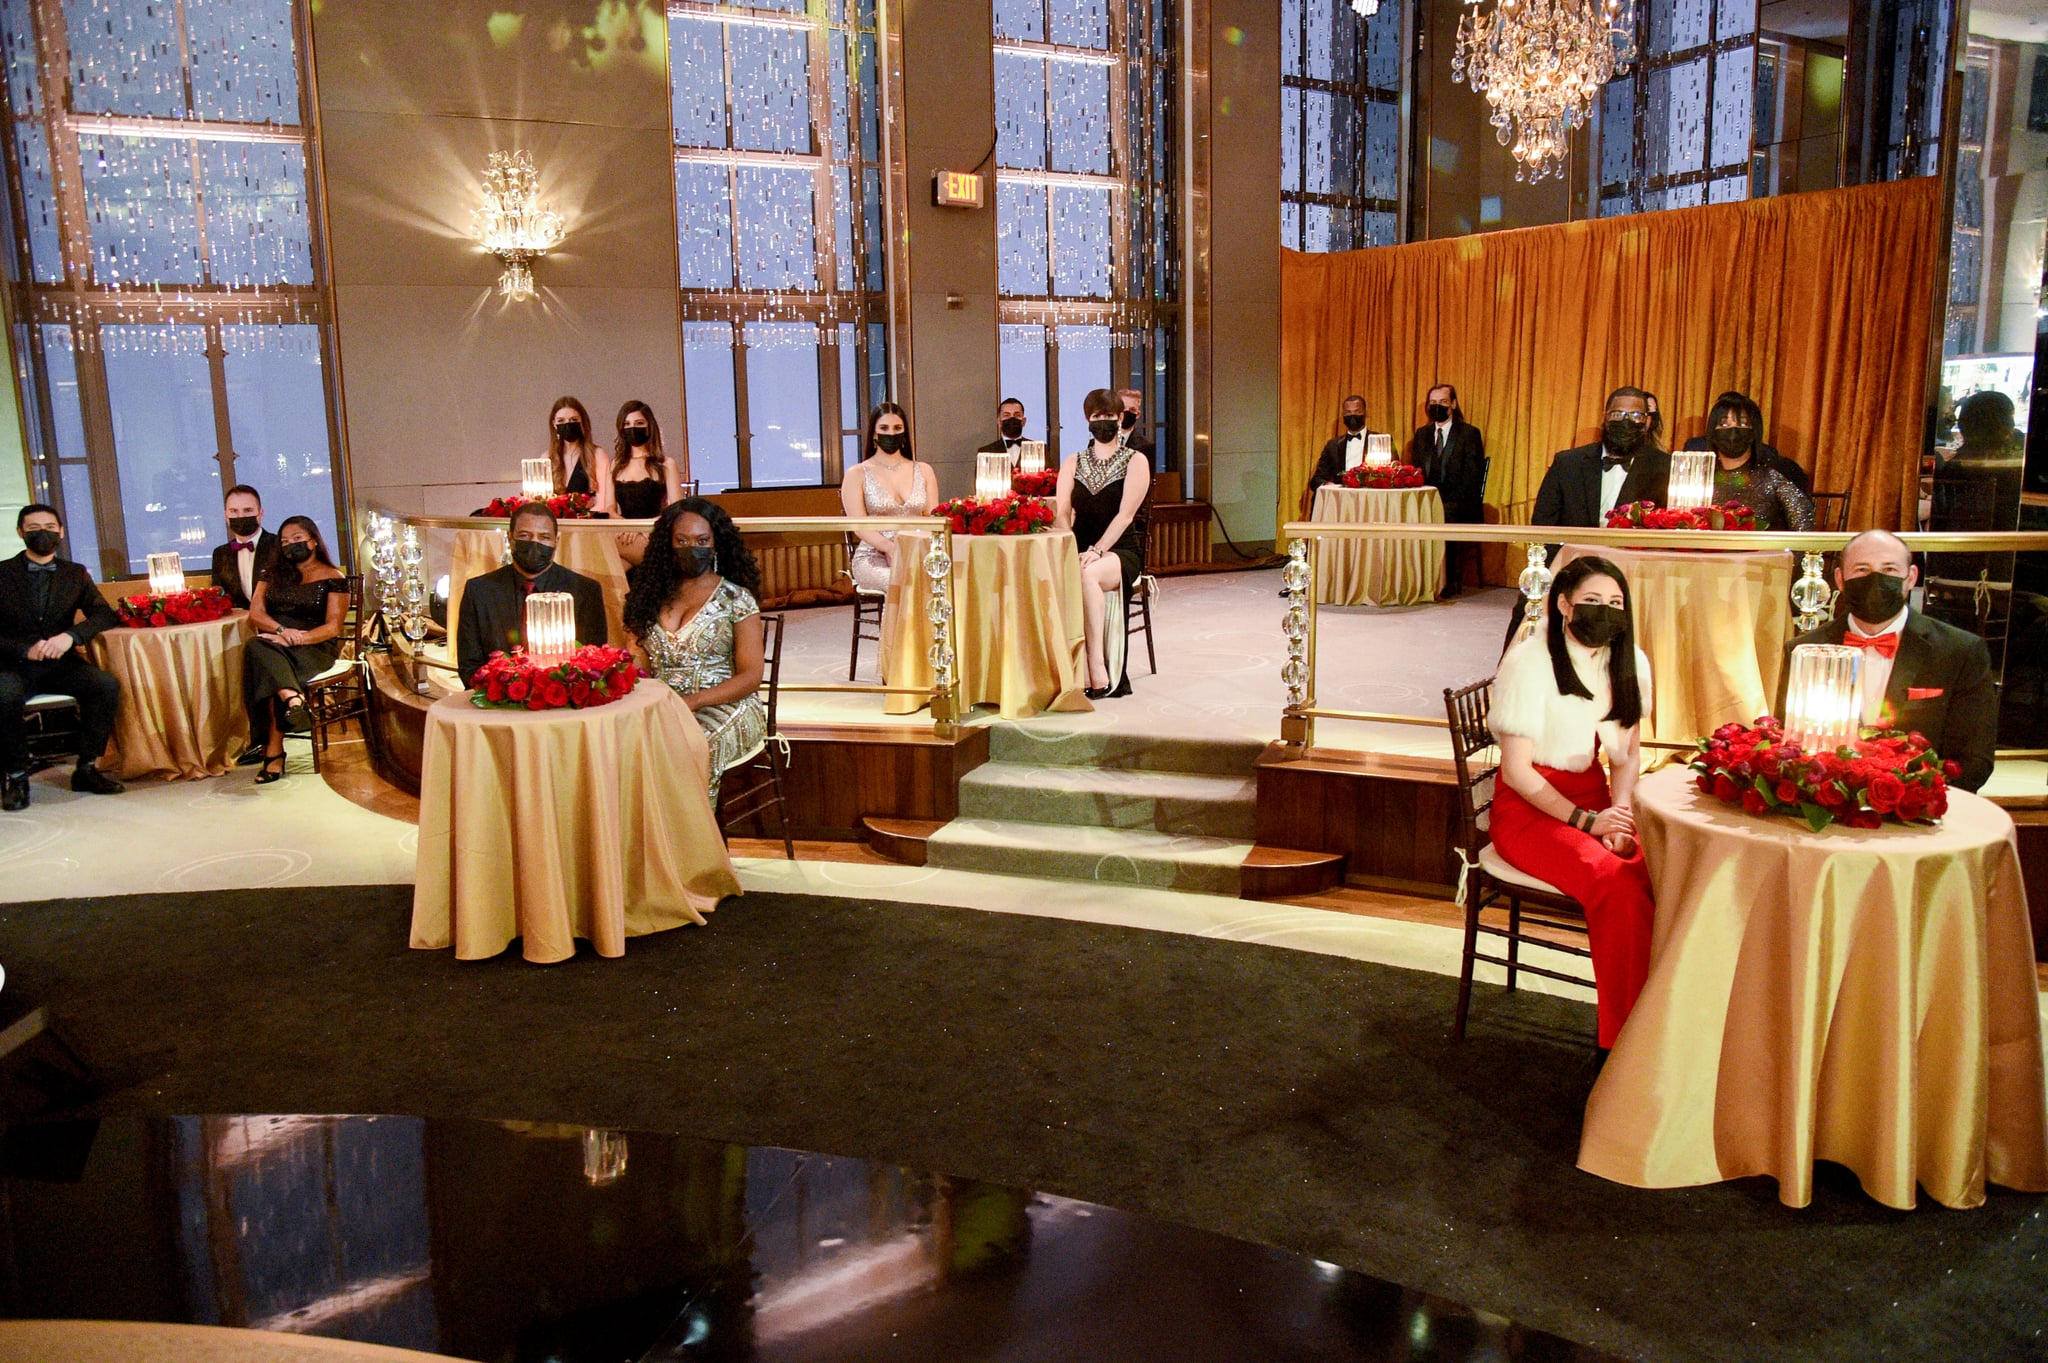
[89,613,251,781]
[1578,766,2048,1210]
[881,531,1092,719]
[448,525,632,656]
[1310,486,1445,607]
[1557,545,1792,750]
[409,683,740,963]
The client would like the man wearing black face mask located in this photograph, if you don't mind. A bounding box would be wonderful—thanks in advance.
[1531,386,1672,528]
[1115,388,1155,462]
[978,397,1032,464]
[1778,529,1996,791]
[1407,383,1487,597]
[210,484,277,609]
[0,504,123,808]
[455,502,609,687]
[1299,395,1372,519]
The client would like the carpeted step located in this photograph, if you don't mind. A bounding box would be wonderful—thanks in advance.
[925,818,1250,896]
[987,724,1265,777]
[957,761,1257,839]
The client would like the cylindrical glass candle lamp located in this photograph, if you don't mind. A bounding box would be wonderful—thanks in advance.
[1665,450,1716,510]
[1781,643,1862,752]
[521,458,553,502]
[975,451,1010,500]
[1365,433,1394,464]
[523,591,576,663]
[146,552,186,595]
[1016,440,1047,475]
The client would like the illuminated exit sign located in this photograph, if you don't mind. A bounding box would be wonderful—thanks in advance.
[932,170,984,208]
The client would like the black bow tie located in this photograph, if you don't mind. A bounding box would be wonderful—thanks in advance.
[1602,450,1635,472]
[25,561,55,574]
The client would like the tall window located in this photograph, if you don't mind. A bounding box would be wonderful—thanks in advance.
[0,0,339,579]
[992,0,1177,467]
[1594,0,1758,216]
[668,0,889,491]
[1280,0,1401,251]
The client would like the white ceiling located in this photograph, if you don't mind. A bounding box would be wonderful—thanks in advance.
[1759,0,2047,46]
[1970,0,2048,44]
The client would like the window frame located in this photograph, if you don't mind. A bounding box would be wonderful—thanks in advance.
[1280,0,1401,252]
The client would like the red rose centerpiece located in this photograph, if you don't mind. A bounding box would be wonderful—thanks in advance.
[1604,500,1757,530]
[1339,462,1426,490]
[477,492,595,520]
[116,586,235,629]
[1689,717,1956,831]
[932,494,1056,536]
[470,644,639,711]
[1011,469,1058,498]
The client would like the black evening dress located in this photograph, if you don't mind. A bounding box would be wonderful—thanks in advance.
[1071,442,1149,697]
[614,478,666,520]
[246,576,346,705]
[562,460,592,496]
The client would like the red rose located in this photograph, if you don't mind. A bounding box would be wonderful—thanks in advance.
[1866,771,1905,814]
[1712,773,1739,801]
[1928,789,1948,818]
[1843,809,1882,830]
[1895,786,1930,821]
[1814,781,1846,808]
[1775,780,1800,803]
[542,678,570,708]
[1941,760,1960,779]
[506,677,530,702]
[1741,789,1768,814]
[568,678,592,706]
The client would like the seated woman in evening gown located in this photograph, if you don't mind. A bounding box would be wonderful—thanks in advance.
[245,515,350,786]
[1056,387,1150,699]
[839,402,937,592]
[1701,394,1814,532]
[602,399,683,520]
[622,498,767,804]
[545,395,600,498]
[1486,555,1656,1049]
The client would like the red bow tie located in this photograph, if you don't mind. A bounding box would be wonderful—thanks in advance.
[1844,631,1899,659]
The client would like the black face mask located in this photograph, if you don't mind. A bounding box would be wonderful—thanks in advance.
[1840,571,1908,624]
[1088,418,1122,445]
[1426,403,1451,424]
[999,417,1025,440]
[21,529,59,557]
[511,540,555,575]
[874,432,906,455]
[1708,426,1755,458]
[280,541,314,565]
[1342,413,1366,433]
[1603,418,1647,452]
[555,421,583,444]
[1120,410,1139,430]
[623,426,651,447]
[226,515,261,538]
[676,545,717,578]
[1567,602,1627,649]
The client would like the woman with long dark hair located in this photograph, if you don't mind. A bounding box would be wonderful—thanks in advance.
[244,515,348,786]
[544,396,601,498]
[839,401,936,592]
[602,400,683,519]
[1485,554,1656,1047]
[622,498,765,802]
[1700,393,1813,531]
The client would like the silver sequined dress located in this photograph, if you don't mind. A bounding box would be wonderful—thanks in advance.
[640,578,767,803]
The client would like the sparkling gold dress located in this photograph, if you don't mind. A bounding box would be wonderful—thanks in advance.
[847,460,930,592]
[640,578,767,803]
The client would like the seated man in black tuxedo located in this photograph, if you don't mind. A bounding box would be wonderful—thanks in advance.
[1532,386,1672,528]
[1408,382,1487,597]
[1298,395,1370,520]
[210,483,277,610]
[1779,529,1996,792]
[1115,388,1156,462]
[978,397,1031,463]
[0,504,123,809]
[456,502,609,687]
[1680,391,1811,496]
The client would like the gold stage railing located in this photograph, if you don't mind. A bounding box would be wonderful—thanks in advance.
[1275,521,2048,764]
[365,512,963,738]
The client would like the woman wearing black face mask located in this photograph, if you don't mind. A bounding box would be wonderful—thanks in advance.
[840,402,937,593]
[245,515,347,785]
[545,396,598,497]
[1700,396,1813,532]
[1057,388,1151,699]
[1485,555,1657,1049]
[602,400,683,520]
[623,499,766,803]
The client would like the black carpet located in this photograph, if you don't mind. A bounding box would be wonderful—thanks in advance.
[4,885,2044,1363]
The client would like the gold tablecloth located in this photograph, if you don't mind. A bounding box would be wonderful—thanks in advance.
[88,613,251,781]
[448,524,635,655]
[881,530,1091,719]
[1558,544,1792,749]
[1310,486,1445,607]
[409,682,740,963]
[1578,765,2048,1210]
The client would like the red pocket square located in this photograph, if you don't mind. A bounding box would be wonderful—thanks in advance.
[1906,686,1943,700]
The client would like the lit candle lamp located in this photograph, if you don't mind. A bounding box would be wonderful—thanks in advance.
[975,451,1010,500]
[1665,450,1716,510]
[523,591,576,663]
[1781,643,1862,752]
[1365,433,1393,465]
[1016,440,1047,476]
[146,552,186,595]
[520,457,553,502]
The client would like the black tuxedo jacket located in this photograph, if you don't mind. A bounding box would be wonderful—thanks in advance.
[1532,444,1672,527]
[1679,437,1811,496]
[211,530,279,609]
[456,561,610,686]
[0,554,119,667]
[1778,611,1997,792]
[978,435,1029,461]
[1308,434,1370,496]
[1407,420,1487,516]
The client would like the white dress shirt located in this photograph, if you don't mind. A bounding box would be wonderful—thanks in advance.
[1598,459,1628,517]
[229,534,259,601]
[1340,432,1366,470]
[1846,605,1908,724]
[1490,634,1655,773]
[1432,419,1452,453]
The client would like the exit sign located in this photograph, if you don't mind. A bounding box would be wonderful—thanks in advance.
[932,170,984,209]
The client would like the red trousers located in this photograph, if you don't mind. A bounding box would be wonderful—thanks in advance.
[1488,763,1655,1047]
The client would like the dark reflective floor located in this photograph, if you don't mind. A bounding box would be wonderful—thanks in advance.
[0,1116,1614,1362]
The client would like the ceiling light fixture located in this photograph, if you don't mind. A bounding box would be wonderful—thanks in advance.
[1452,0,1638,183]
[472,150,563,302]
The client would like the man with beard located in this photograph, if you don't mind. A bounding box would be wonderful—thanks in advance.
[456,502,608,688]
[1408,383,1486,597]
[1532,387,1671,527]
[978,397,1032,464]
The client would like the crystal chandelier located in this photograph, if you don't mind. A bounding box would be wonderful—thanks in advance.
[472,151,564,302]
[1452,0,1638,184]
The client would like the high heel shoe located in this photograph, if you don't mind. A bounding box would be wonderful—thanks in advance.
[1084,684,1113,701]
[280,699,313,735]
[255,753,287,785]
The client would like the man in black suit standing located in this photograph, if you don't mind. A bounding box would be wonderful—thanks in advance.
[210,483,277,610]
[0,504,123,808]
[977,397,1031,464]
[1680,391,1811,496]
[456,502,609,687]
[1531,386,1672,528]
[1408,383,1487,597]
[1298,395,1371,520]
[1778,529,1996,791]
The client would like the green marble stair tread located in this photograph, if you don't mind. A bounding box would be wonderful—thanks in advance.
[926,818,1252,896]
[957,761,1258,838]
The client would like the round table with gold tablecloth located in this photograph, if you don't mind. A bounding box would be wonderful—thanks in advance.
[409,682,741,963]
[1310,486,1444,607]
[1557,544,1793,750]
[881,530,1092,720]
[88,612,250,780]
[1577,764,2048,1210]
[447,523,637,657]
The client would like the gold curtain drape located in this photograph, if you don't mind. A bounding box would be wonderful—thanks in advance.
[1279,178,1942,542]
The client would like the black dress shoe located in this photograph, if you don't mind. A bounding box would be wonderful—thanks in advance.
[236,742,267,766]
[71,764,124,795]
[1,771,27,811]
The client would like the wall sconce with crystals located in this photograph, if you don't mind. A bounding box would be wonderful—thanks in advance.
[473,150,564,302]
[1453,0,1637,183]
